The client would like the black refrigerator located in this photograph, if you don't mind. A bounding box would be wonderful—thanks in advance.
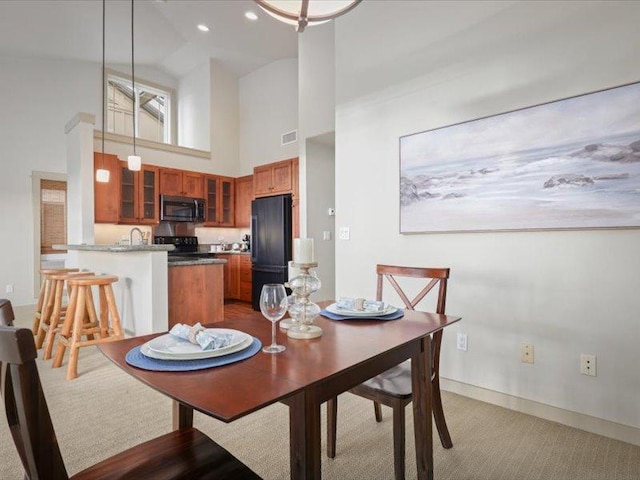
[251,194,293,310]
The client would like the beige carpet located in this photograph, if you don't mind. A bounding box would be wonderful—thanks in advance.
[2,313,640,479]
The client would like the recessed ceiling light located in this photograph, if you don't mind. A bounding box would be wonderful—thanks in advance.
[245,11,258,21]
[197,24,210,32]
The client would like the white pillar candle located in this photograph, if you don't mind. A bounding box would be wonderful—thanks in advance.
[293,238,314,263]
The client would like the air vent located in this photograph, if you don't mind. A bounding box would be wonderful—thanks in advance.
[281,130,297,146]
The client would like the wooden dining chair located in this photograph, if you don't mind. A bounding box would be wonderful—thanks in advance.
[0,298,14,327]
[326,265,452,480]
[0,324,263,480]
[0,299,15,401]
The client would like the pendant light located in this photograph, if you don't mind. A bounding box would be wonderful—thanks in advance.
[95,0,110,183]
[254,0,362,32]
[127,0,141,171]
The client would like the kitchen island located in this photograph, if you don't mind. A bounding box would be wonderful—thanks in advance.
[55,245,226,335]
[168,258,226,328]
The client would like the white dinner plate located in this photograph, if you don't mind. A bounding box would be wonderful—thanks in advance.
[141,334,254,361]
[325,303,398,317]
[146,328,251,358]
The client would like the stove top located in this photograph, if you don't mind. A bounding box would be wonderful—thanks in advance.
[154,235,198,254]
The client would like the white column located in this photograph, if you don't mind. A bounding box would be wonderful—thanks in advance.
[64,112,96,251]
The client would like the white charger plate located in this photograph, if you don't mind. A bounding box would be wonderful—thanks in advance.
[141,335,254,361]
[146,328,250,359]
[325,303,398,317]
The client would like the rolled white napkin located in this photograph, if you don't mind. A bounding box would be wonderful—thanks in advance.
[336,297,385,312]
[169,322,234,350]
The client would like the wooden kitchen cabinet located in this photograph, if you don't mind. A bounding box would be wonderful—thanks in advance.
[234,175,253,228]
[253,157,300,239]
[204,175,235,227]
[238,254,252,302]
[253,158,296,197]
[168,263,223,328]
[94,153,121,223]
[218,254,238,299]
[118,161,159,225]
[159,168,204,198]
[218,254,251,302]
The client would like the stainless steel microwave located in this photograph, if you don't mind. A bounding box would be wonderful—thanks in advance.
[159,195,205,223]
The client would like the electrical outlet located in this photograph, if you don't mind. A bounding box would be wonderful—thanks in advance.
[456,333,467,351]
[322,231,332,241]
[520,343,534,363]
[338,227,350,240]
[580,354,597,376]
[5,284,13,294]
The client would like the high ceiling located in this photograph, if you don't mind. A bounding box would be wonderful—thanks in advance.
[0,0,298,78]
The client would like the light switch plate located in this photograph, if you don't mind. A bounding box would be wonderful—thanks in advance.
[338,227,350,240]
[322,231,332,241]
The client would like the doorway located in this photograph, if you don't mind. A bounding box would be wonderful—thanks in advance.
[32,171,67,298]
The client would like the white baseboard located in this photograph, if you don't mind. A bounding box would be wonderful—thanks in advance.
[440,377,640,447]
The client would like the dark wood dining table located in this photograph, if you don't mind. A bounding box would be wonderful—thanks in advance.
[98,301,461,480]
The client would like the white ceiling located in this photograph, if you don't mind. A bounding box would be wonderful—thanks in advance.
[0,0,298,78]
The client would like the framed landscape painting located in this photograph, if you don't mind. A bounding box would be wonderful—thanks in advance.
[400,81,640,233]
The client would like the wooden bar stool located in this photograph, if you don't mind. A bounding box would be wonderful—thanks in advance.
[38,271,96,361]
[32,268,79,335]
[52,275,124,380]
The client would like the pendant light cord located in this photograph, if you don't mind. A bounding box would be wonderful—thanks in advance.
[131,0,136,156]
[101,0,106,163]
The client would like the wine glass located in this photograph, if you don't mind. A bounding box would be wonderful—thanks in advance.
[260,284,288,353]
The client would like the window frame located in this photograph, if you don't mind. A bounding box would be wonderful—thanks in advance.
[104,68,177,146]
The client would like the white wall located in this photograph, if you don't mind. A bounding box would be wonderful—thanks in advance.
[306,140,335,301]
[0,56,99,306]
[211,59,240,176]
[299,23,335,140]
[178,61,210,150]
[298,23,335,242]
[239,58,298,174]
[334,0,640,433]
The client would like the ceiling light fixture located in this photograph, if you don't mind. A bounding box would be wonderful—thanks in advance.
[254,0,362,32]
[245,11,258,21]
[96,0,110,183]
[197,24,210,32]
[127,0,141,171]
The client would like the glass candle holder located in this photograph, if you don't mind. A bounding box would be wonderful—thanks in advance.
[285,262,323,339]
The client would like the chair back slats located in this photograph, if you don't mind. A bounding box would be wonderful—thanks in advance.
[0,326,69,479]
[375,265,450,372]
[376,265,449,314]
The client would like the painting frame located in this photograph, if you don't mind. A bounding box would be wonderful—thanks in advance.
[399,80,640,234]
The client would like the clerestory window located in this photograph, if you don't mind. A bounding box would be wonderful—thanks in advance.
[106,72,172,144]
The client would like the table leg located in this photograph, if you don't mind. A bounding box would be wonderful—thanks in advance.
[413,336,433,480]
[289,390,321,479]
[172,400,194,430]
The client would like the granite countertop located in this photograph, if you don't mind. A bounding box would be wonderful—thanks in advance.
[168,258,227,267]
[54,244,175,253]
[214,251,251,255]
